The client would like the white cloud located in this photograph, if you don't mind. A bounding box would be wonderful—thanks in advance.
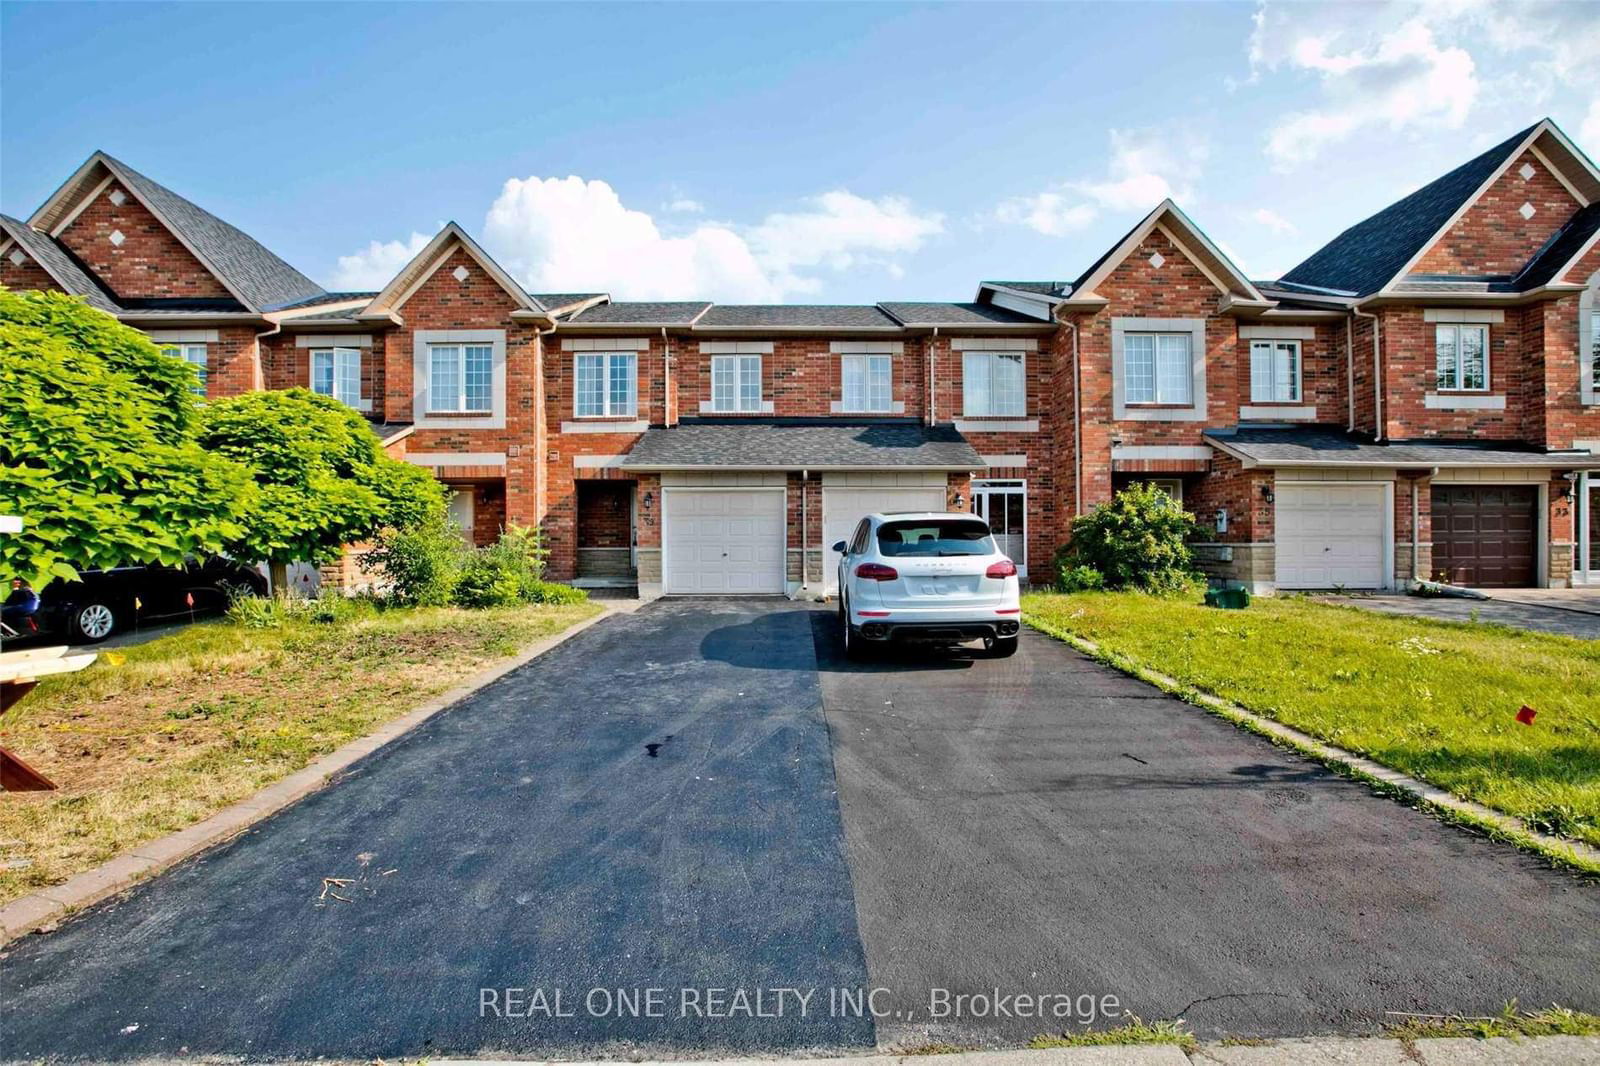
[329,231,432,289]
[993,128,1209,236]
[469,176,942,301]
[1250,207,1298,237]
[1583,100,1600,150]
[665,198,705,214]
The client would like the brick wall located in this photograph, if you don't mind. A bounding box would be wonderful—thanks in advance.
[207,326,263,398]
[1414,150,1582,276]
[0,253,63,293]
[262,336,386,415]
[57,183,233,300]
[576,481,631,548]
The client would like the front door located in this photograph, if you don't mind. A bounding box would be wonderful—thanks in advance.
[1581,474,1599,585]
[973,479,1027,578]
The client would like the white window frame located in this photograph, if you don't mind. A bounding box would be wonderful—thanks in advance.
[710,354,763,413]
[1249,339,1302,403]
[841,353,893,413]
[426,342,494,414]
[962,351,1026,417]
[1590,309,1600,392]
[310,347,362,408]
[575,352,638,418]
[162,343,208,396]
[1123,332,1193,405]
[1434,323,1489,392]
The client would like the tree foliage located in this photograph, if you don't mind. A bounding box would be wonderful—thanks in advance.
[1059,482,1201,593]
[0,288,253,586]
[197,388,445,575]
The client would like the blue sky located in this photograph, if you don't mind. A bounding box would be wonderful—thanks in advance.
[3,2,1596,304]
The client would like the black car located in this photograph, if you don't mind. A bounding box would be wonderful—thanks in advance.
[7,558,268,644]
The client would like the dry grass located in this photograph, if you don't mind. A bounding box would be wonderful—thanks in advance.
[0,601,599,904]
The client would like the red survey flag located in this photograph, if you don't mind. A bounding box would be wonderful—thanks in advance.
[185,592,194,608]
[1516,705,1537,725]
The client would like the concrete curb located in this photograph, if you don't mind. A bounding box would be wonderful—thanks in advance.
[1025,620,1600,873]
[0,603,624,945]
[436,1035,1600,1064]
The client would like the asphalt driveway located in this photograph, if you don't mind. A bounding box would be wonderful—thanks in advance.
[3,599,1598,1060]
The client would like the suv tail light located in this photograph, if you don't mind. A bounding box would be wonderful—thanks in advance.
[985,559,1018,578]
[855,562,899,581]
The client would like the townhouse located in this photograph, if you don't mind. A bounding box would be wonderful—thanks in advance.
[4,118,1598,596]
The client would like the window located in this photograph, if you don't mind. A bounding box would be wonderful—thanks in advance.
[575,352,637,417]
[1124,333,1192,404]
[1591,311,1599,390]
[311,347,361,407]
[711,354,762,412]
[428,343,493,413]
[841,354,892,412]
[962,352,1025,416]
[1249,340,1301,403]
[876,519,995,557]
[1435,324,1488,391]
[162,344,208,395]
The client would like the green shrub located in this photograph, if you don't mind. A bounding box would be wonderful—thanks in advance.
[367,519,466,606]
[1055,562,1106,592]
[226,590,284,629]
[524,580,588,605]
[452,552,525,608]
[1060,483,1201,593]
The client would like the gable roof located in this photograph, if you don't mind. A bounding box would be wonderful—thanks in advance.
[27,151,324,312]
[1064,199,1266,306]
[359,222,550,321]
[0,214,121,313]
[1280,120,1600,297]
[1513,202,1600,289]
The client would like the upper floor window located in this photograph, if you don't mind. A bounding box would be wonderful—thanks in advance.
[1124,333,1191,405]
[962,351,1025,417]
[1249,340,1301,403]
[428,343,492,413]
[711,354,762,413]
[161,344,208,396]
[576,352,637,417]
[1435,324,1488,391]
[311,347,361,408]
[841,354,892,412]
[1590,311,1599,390]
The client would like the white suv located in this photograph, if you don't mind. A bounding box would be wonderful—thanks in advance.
[833,511,1022,659]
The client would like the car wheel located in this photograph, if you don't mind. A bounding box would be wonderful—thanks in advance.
[71,602,118,643]
[988,635,1019,659]
[841,603,870,660]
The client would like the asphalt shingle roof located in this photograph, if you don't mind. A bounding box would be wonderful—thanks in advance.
[1513,202,1600,290]
[980,280,1070,297]
[1205,425,1591,467]
[531,293,606,311]
[696,305,900,329]
[566,301,710,325]
[0,215,120,313]
[1278,124,1538,297]
[621,421,985,469]
[105,154,325,311]
[879,302,1047,326]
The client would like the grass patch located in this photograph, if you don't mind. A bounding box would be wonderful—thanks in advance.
[1029,1016,1197,1051]
[1385,1003,1600,1040]
[1023,591,1600,851]
[892,1043,976,1056]
[0,601,600,905]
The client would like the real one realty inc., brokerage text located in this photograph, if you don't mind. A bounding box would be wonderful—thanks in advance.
[480,986,1122,1023]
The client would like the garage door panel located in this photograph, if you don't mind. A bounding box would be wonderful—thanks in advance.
[664,490,785,595]
[1276,483,1386,589]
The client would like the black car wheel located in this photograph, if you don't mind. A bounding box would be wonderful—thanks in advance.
[71,602,118,643]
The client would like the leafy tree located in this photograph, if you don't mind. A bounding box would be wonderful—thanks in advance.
[197,388,445,590]
[1059,482,1201,593]
[0,288,253,585]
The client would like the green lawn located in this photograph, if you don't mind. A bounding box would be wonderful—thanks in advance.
[1022,591,1600,849]
[0,600,601,904]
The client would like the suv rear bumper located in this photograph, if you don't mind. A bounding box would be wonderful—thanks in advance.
[854,618,1021,643]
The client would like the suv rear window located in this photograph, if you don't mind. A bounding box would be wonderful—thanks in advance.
[876,519,995,557]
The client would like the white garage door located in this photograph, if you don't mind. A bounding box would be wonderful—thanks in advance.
[1275,483,1387,589]
[822,486,945,593]
[663,489,785,595]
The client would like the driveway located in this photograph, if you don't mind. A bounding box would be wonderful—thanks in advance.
[3,600,1598,1060]
[1321,593,1600,639]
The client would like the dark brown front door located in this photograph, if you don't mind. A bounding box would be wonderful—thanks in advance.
[1431,485,1538,587]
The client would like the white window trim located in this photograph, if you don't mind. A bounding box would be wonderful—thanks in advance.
[707,353,766,413]
[426,342,495,414]
[1110,317,1207,421]
[1434,322,1490,393]
[961,350,1028,418]
[1248,339,1302,404]
[1582,274,1599,406]
[412,329,506,430]
[1123,332,1195,406]
[161,342,208,396]
[838,353,894,413]
[574,351,639,418]
[310,346,369,411]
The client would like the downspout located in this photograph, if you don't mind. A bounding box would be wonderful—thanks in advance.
[1067,320,1082,516]
[927,326,939,425]
[1344,312,1355,432]
[661,326,674,427]
[1353,306,1382,441]
[800,467,809,596]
